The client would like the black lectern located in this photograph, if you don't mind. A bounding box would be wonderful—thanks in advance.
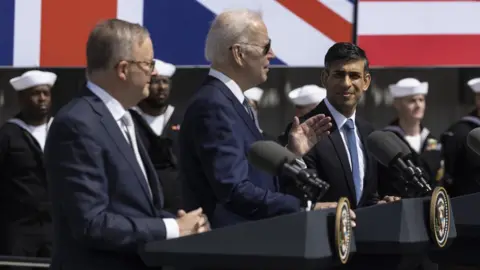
[349,197,456,269]
[139,208,355,270]
[430,192,480,266]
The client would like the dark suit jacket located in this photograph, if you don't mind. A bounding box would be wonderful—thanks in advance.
[130,109,184,213]
[178,76,301,228]
[283,100,380,208]
[44,87,174,270]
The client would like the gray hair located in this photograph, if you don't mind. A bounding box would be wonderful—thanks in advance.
[205,9,263,64]
[86,19,150,74]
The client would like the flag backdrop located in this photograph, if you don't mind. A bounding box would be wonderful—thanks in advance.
[0,0,354,68]
[357,0,480,67]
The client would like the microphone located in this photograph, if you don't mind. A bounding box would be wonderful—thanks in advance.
[467,127,480,157]
[383,131,432,193]
[247,140,330,207]
[366,131,430,196]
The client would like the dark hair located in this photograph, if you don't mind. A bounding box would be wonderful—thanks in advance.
[86,19,150,74]
[324,42,369,73]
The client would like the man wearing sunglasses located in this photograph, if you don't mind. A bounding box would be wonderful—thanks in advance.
[179,9,337,229]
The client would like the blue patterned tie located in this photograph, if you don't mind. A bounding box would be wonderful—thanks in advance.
[243,99,255,121]
[344,119,362,203]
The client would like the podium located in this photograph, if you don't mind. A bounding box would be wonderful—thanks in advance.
[430,192,480,266]
[349,196,456,270]
[139,208,355,270]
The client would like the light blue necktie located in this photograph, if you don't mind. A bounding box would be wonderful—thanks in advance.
[344,119,362,203]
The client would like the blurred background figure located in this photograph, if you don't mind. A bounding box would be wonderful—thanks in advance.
[0,70,56,268]
[278,84,326,145]
[130,59,184,213]
[244,87,276,140]
[441,78,480,197]
[288,84,327,118]
[378,78,445,198]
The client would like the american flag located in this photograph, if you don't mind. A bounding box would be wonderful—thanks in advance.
[357,0,480,67]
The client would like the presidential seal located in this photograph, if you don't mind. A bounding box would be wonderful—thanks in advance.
[430,187,450,248]
[335,197,352,264]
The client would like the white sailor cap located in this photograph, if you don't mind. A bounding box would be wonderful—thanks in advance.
[468,78,480,93]
[154,59,176,77]
[288,84,326,106]
[244,87,264,102]
[9,70,57,92]
[389,78,428,98]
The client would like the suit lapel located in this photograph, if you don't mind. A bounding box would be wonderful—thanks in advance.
[208,77,263,140]
[355,119,371,204]
[137,134,164,209]
[130,109,158,139]
[314,101,357,201]
[84,89,156,209]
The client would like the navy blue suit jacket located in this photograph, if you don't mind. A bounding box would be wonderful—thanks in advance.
[179,76,301,228]
[44,88,174,270]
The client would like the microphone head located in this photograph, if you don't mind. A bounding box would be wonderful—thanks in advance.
[247,141,297,175]
[383,131,412,156]
[366,130,403,167]
[467,127,480,157]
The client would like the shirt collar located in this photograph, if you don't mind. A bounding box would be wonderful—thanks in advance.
[87,80,126,121]
[209,68,245,104]
[324,98,356,130]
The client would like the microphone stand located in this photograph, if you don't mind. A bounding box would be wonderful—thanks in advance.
[283,163,330,211]
[397,160,432,198]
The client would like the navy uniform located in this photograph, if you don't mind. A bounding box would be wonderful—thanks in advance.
[378,120,444,197]
[0,71,56,268]
[130,59,184,213]
[277,85,326,146]
[377,78,441,270]
[441,78,480,197]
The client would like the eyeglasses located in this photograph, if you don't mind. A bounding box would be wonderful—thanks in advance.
[116,60,156,73]
[229,39,271,56]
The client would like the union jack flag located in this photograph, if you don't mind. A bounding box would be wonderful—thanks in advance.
[0,0,354,68]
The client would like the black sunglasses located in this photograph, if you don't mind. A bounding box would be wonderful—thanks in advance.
[229,39,271,56]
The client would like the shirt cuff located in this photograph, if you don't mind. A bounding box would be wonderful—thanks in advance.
[305,200,312,211]
[163,218,180,239]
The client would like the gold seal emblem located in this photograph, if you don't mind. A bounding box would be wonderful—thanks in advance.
[430,187,450,248]
[335,197,352,264]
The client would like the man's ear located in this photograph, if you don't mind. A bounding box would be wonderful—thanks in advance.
[321,70,328,88]
[363,72,372,91]
[231,46,244,67]
[115,60,129,81]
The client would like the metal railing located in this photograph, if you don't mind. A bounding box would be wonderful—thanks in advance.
[0,256,50,268]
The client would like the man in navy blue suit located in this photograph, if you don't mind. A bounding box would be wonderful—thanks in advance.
[179,9,336,228]
[44,19,209,270]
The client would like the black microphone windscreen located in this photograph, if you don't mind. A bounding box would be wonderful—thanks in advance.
[247,141,297,176]
[366,130,403,166]
[383,131,412,156]
[467,127,480,157]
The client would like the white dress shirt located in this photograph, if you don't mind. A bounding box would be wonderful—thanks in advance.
[87,81,179,239]
[324,98,365,201]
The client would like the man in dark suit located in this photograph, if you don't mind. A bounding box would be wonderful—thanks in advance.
[44,19,208,270]
[284,42,399,209]
[131,59,184,213]
[179,10,338,229]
